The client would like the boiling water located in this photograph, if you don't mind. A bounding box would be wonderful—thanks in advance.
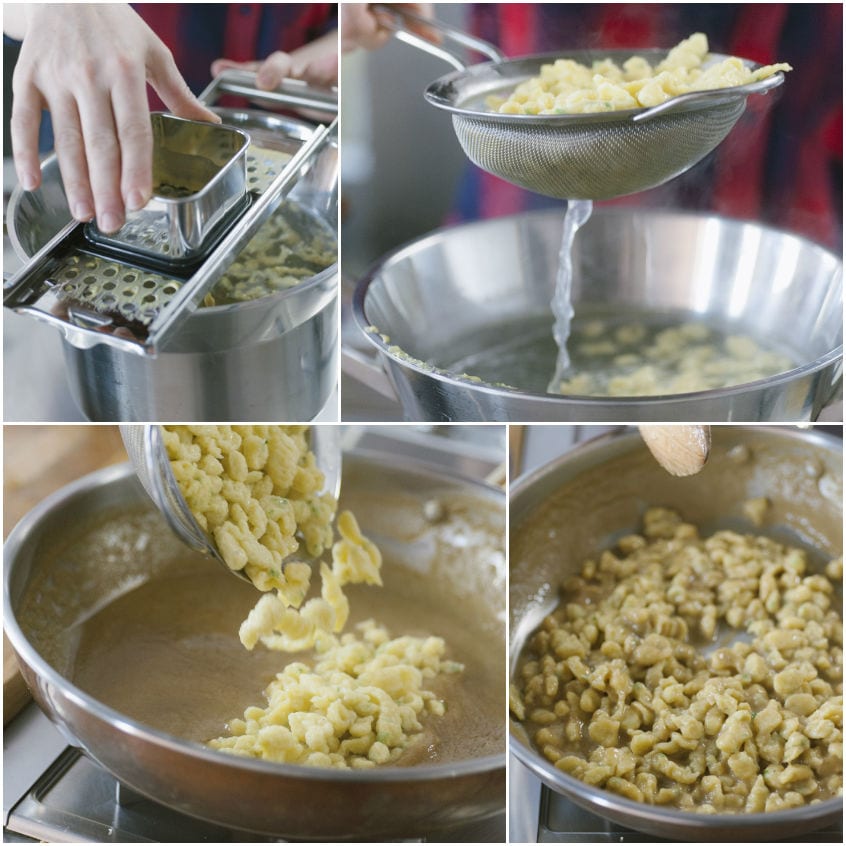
[547,200,593,391]
[444,311,798,396]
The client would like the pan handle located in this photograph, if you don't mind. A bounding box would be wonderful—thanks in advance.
[372,4,506,71]
[199,69,338,114]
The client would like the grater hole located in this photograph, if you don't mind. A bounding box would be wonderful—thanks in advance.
[123,273,137,283]
[83,275,97,284]
[103,267,117,277]
[162,285,178,296]
[142,294,157,304]
[142,280,156,289]
[103,281,116,290]
[64,269,79,279]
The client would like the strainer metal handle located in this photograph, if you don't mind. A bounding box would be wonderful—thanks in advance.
[372,4,505,70]
[199,70,338,114]
[120,425,342,581]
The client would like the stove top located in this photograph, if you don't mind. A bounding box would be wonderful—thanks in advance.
[4,706,505,843]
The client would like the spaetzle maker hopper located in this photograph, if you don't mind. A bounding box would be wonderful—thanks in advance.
[5,71,339,421]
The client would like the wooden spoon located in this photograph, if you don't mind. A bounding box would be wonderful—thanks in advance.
[639,425,711,477]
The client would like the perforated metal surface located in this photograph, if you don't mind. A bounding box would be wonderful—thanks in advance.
[247,145,293,193]
[51,253,183,327]
[453,99,746,200]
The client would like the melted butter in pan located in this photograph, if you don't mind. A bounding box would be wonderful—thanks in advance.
[69,559,505,766]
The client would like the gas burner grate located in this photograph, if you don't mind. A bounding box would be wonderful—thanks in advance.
[5,747,504,843]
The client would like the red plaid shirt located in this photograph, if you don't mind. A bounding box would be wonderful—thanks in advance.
[133,3,335,109]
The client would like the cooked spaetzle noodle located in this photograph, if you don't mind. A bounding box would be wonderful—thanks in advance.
[210,620,463,768]
[513,507,842,812]
[163,424,464,768]
[489,33,791,115]
[163,425,335,585]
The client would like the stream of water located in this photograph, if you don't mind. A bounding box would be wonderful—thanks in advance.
[547,199,593,392]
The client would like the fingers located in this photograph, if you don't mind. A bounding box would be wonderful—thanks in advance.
[45,92,95,224]
[9,73,45,192]
[148,44,221,124]
[341,4,391,51]
[290,50,338,88]
[254,52,294,90]
[110,63,153,213]
[74,82,124,233]
[210,58,260,78]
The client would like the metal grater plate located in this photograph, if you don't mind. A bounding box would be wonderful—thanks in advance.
[247,145,293,193]
[51,253,184,328]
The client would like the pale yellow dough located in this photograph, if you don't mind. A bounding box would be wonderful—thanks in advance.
[490,33,791,115]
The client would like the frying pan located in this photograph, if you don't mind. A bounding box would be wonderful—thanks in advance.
[4,450,506,839]
[510,425,842,839]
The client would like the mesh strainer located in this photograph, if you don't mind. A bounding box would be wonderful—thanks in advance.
[119,425,342,581]
[380,7,786,200]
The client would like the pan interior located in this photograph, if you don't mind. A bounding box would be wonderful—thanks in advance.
[509,429,842,817]
[18,463,506,768]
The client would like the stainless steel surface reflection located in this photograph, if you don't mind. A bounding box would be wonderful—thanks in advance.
[6,109,338,422]
[353,209,842,422]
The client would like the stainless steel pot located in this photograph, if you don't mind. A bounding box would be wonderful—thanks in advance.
[509,426,842,840]
[351,210,842,422]
[4,451,505,839]
[6,108,338,422]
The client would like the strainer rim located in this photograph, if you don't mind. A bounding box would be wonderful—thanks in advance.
[424,49,785,124]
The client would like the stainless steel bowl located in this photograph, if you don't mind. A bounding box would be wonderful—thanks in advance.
[7,108,338,422]
[4,453,505,839]
[510,426,843,840]
[353,209,842,421]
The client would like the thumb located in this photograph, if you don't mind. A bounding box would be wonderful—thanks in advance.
[255,52,295,90]
[148,46,221,123]
[210,58,260,78]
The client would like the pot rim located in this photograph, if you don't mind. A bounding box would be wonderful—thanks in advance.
[4,455,506,784]
[508,424,844,831]
[352,208,843,406]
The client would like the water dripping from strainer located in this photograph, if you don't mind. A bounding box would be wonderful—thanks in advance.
[547,199,593,392]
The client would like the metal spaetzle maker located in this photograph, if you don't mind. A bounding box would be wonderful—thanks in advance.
[5,71,339,421]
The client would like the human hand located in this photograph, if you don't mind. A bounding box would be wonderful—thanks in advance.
[212,30,339,90]
[340,4,435,52]
[10,3,220,233]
